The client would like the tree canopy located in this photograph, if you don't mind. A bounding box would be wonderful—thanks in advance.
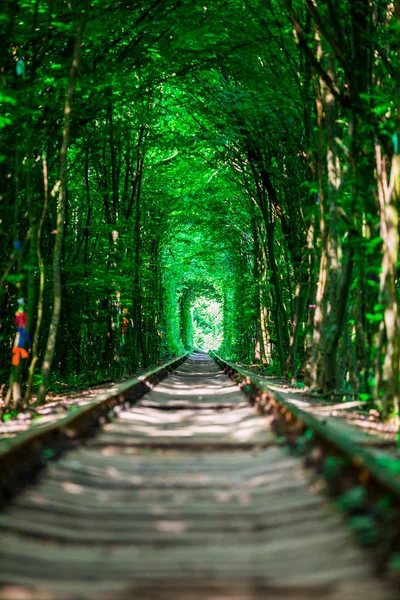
[2,0,400,423]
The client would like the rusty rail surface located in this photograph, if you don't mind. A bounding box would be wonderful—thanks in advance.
[0,352,190,506]
[210,351,400,570]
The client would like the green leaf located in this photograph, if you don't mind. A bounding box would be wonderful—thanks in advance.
[0,93,17,105]
[366,312,383,323]
[5,274,25,284]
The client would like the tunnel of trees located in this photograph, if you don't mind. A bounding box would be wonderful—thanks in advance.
[1,0,400,422]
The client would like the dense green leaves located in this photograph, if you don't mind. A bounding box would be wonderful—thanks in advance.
[1,0,400,425]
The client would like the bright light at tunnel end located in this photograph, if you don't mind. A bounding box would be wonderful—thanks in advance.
[191,296,223,352]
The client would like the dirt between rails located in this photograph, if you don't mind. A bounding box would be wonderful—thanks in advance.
[0,379,129,441]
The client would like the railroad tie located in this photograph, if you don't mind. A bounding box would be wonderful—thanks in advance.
[0,353,396,599]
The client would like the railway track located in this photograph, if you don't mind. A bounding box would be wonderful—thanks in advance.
[0,352,398,599]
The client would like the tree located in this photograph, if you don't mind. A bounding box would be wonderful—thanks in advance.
[2,0,400,425]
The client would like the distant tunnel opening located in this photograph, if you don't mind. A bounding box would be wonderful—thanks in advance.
[191,296,223,352]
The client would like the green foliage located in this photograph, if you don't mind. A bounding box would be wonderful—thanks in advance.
[1,0,400,421]
[338,487,367,513]
[348,515,378,546]
[389,553,400,575]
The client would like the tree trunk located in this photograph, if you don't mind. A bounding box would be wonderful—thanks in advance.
[375,145,400,421]
[36,3,89,404]
[24,155,49,402]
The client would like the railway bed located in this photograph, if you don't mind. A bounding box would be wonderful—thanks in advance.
[0,353,398,599]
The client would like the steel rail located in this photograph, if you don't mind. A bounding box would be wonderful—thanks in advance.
[0,352,190,506]
[209,351,400,501]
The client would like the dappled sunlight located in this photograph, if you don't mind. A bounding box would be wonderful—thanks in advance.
[154,520,187,534]
[99,416,272,448]
[168,373,227,384]
[106,466,121,479]
[232,427,263,442]
[173,370,222,376]
[115,409,192,423]
[0,383,122,438]
[214,491,252,504]
[153,380,231,391]
[265,383,309,400]
[139,399,249,410]
[243,471,289,489]
[62,482,84,495]
[149,383,240,396]
[0,587,54,600]
[181,409,255,425]
[23,493,49,507]
[136,427,194,437]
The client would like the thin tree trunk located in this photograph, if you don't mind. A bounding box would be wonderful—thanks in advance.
[308,60,328,388]
[375,144,400,421]
[132,157,146,367]
[37,3,89,404]
[24,155,50,402]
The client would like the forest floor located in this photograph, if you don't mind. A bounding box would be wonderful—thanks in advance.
[0,379,123,440]
[234,366,398,453]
